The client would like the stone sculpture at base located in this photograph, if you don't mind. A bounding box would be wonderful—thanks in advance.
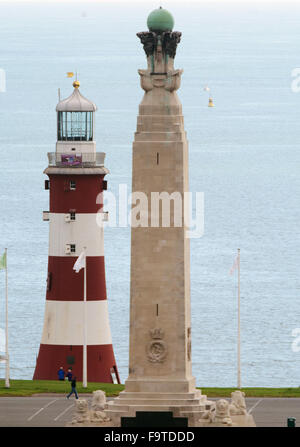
[67,390,111,427]
[229,390,247,415]
[204,399,234,426]
[69,399,91,426]
[199,391,255,427]
[90,390,111,423]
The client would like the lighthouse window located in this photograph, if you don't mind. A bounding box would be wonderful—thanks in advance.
[70,212,76,221]
[57,111,93,142]
[70,244,76,253]
[70,180,76,190]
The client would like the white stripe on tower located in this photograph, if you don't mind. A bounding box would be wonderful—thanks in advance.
[40,300,113,345]
[48,213,104,257]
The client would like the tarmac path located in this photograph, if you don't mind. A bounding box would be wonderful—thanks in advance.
[0,396,299,427]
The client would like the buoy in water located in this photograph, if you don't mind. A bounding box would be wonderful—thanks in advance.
[208,97,214,107]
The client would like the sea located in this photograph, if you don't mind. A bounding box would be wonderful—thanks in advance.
[0,0,300,388]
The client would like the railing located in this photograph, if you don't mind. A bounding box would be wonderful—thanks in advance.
[47,152,105,167]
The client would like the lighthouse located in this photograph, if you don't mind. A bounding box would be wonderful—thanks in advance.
[33,80,120,384]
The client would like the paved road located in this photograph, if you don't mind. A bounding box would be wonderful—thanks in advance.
[0,396,299,427]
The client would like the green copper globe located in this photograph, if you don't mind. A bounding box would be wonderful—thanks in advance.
[147,7,174,32]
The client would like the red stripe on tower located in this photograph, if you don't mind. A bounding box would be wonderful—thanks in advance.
[33,80,120,384]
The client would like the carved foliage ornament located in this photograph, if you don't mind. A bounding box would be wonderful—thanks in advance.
[137,31,182,58]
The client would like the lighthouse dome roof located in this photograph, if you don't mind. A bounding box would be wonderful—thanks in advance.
[147,7,174,32]
[56,82,97,112]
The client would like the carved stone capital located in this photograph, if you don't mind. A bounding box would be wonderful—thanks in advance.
[138,69,183,92]
[137,31,157,57]
[137,31,182,59]
[163,31,182,58]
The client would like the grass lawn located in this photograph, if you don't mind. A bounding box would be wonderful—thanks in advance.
[199,387,300,398]
[0,380,300,398]
[0,380,124,397]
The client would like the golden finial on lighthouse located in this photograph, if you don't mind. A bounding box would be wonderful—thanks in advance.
[73,80,80,89]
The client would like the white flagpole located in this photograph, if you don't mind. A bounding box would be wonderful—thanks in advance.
[237,248,241,389]
[82,247,87,388]
[5,248,10,388]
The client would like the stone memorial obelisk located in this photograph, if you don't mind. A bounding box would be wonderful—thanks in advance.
[106,7,213,427]
[104,7,255,428]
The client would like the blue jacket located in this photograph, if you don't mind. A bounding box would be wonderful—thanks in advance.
[58,369,65,380]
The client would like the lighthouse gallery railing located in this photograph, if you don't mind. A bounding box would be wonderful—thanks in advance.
[47,152,105,167]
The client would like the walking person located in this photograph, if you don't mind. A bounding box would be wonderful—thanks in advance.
[67,376,79,399]
[57,366,65,381]
[66,368,73,382]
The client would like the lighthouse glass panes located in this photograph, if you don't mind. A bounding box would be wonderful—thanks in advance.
[57,111,93,141]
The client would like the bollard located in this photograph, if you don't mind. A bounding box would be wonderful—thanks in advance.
[287,417,296,427]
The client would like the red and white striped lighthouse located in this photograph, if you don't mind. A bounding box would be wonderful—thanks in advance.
[33,80,120,384]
